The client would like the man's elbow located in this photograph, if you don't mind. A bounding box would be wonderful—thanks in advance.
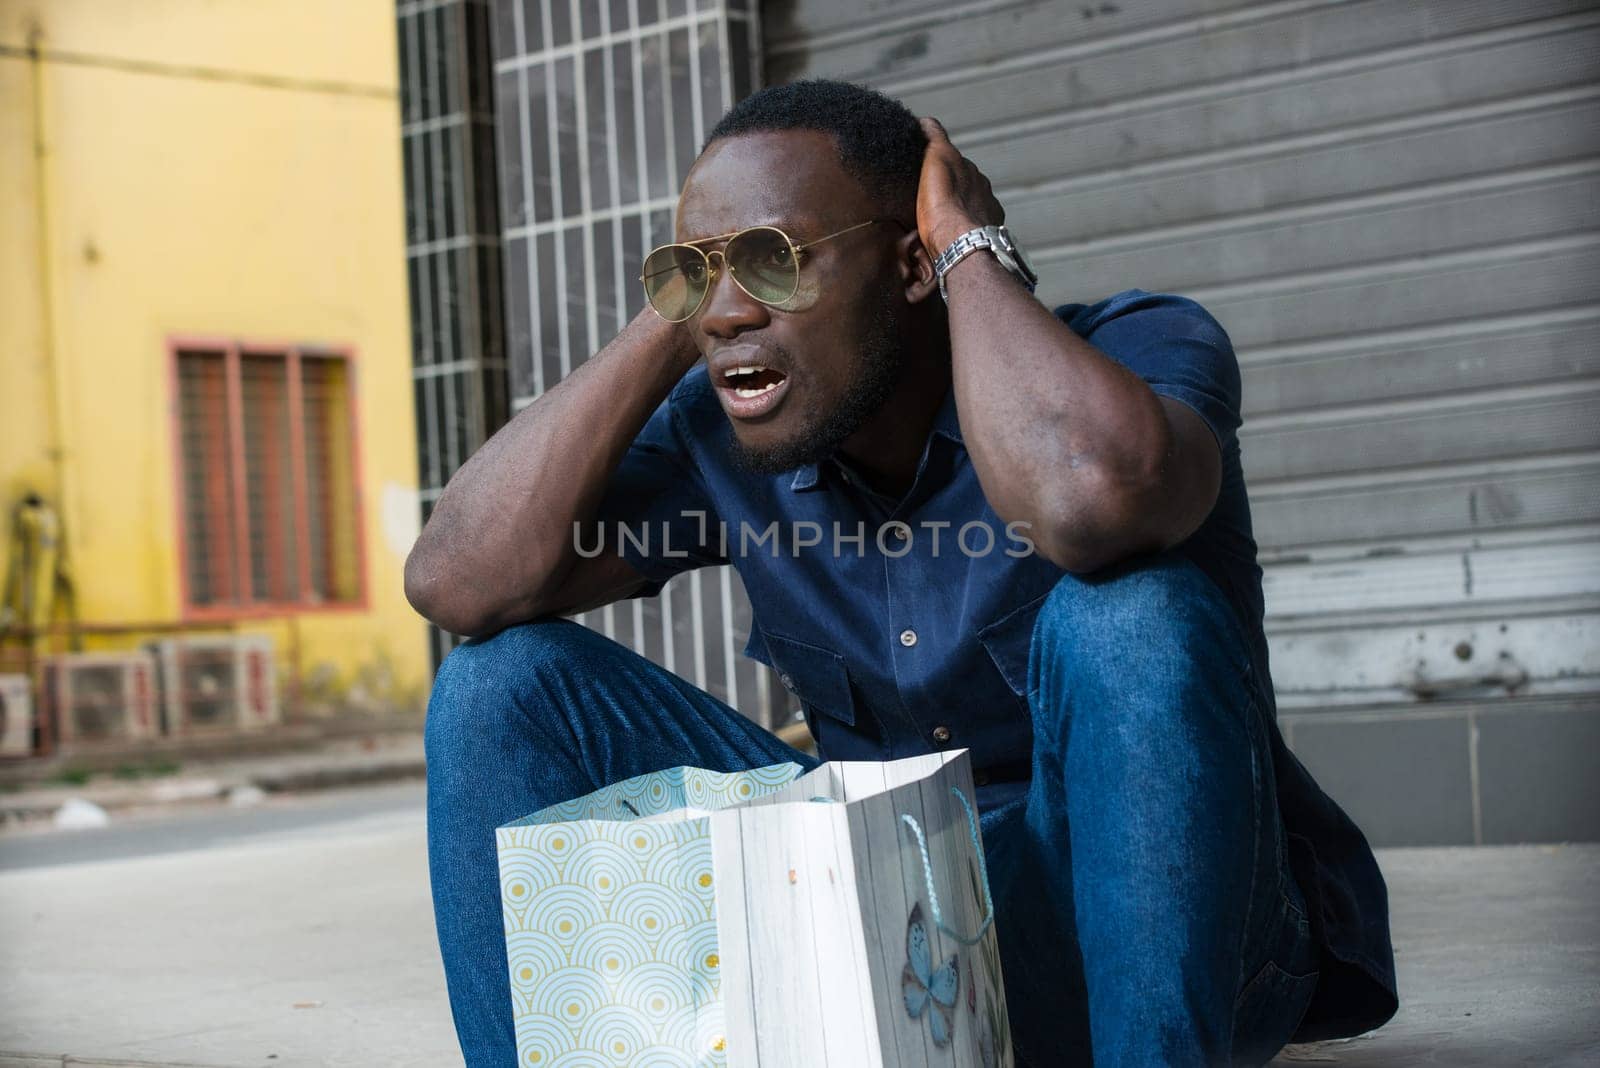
[406,544,563,638]
[404,551,451,628]
[405,548,492,638]
[1031,526,1137,575]
[1027,475,1164,575]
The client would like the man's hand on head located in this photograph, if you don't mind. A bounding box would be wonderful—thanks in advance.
[916,116,1007,257]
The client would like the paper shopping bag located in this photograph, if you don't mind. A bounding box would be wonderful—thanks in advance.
[497,750,1014,1068]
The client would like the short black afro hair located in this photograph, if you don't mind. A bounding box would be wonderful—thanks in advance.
[703,79,927,219]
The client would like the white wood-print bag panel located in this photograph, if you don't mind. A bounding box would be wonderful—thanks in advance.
[713,750,1015,1067]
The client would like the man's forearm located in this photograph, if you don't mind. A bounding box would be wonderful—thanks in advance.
[404,309,700,633]
[943,253,1173,572]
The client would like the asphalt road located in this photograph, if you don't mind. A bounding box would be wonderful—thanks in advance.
[0,779,427,873]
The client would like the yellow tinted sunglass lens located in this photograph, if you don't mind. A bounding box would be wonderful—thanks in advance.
[725,227,800,304]
[642,244,709,321]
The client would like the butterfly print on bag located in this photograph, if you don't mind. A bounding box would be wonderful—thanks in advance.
[902,900,960,1046]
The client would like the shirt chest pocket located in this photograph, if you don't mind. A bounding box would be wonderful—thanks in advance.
[976,589,1052,699]
[762,630,857,727]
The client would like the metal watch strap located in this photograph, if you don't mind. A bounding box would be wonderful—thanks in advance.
[933,225,1037,303]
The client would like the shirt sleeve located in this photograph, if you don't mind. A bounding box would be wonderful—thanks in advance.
[1059,290,1243,451]
[589,379,729,598]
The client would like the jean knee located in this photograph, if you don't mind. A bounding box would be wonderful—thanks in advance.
[1037,551,1243,667]
[424,619,589,764]
[1029,553,1260,747]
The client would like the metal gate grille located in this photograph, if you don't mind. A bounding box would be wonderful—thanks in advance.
[395,0,788,728]
[397,0,511,670]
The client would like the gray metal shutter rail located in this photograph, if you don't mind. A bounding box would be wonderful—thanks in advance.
[769,0,1600,844]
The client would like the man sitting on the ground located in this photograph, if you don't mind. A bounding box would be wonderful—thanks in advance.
[406,79,1397,1066]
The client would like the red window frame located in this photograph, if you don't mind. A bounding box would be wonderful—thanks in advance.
[168,337,369,618]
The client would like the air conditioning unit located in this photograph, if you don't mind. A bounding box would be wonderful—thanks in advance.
[0,674,34,757]
[39,652,160,744]
[153,636,280,734]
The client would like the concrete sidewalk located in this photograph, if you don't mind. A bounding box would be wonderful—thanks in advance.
[1273,843,1598,1067]
[0,785,452,1068]
[0,783,1595,1066]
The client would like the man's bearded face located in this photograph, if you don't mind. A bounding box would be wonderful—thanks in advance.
[672,129,912,476]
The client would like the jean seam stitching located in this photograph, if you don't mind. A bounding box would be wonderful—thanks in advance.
[1236,680,1264,994]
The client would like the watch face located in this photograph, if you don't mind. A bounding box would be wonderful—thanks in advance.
[998,227,1039,283]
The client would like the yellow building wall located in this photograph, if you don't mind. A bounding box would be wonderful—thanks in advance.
[0,0,428,711]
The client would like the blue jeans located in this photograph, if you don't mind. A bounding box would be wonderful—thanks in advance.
[425,556,1319,1065]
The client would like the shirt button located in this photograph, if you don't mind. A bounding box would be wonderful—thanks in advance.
[779,673,794,689]
[931,725,952,744]
[974,770,991,787]
[892,526,909,540]
[899,628,918,647]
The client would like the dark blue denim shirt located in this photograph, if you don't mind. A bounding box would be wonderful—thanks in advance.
[596,289,1397,1038]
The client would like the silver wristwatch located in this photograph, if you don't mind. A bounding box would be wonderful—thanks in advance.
[932,224,1039,302]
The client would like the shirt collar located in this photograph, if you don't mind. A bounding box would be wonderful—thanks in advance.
[788,384,961,492]
[789,464,822,491]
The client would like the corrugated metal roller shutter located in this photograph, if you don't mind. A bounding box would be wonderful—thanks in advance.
[767,0,1600,845]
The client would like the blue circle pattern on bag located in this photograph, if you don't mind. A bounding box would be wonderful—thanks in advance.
[497,764,802,1067]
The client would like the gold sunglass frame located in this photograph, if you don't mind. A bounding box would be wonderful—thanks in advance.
[640,219,883,323]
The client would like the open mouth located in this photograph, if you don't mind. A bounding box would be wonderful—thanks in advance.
[721,364,787,398]
[715,363,791,419]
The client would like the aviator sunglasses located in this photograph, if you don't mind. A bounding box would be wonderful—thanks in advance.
[640,219,887,322]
